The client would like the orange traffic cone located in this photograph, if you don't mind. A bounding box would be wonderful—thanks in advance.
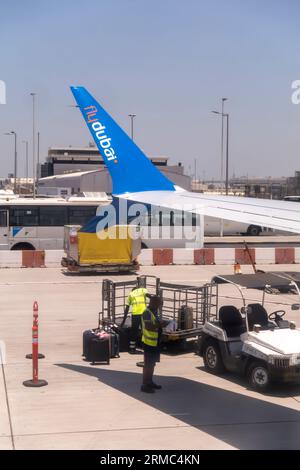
[234,261,242,274]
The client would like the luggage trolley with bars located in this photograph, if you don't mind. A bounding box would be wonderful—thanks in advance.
[99,276,218,346]
[158,281,218,343]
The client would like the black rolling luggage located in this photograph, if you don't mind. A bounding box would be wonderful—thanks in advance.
[108,331,120,358]
[83,329,98,358]
[83,329,110,364]
[178,305,193,330]
[111,324,130,352]
[90,338,110,365]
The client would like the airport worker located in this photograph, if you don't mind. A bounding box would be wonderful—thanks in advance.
[121,285,150,353]
[141,295,163,393]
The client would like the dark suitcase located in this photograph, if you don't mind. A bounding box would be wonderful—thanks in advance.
[83,329,99,358]
[178,306,193,330]
[108,331,120,358]
[90,338,110,365]
[112,324,130,352]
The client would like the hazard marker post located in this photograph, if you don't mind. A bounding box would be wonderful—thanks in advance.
[23,301,48,388]
[26,301,45,359]
[234,262,242,275]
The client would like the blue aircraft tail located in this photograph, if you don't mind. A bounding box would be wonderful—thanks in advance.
[70,86,175,195]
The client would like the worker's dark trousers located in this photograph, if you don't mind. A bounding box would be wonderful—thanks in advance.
[130,315,142,351]
[143,365,155,386]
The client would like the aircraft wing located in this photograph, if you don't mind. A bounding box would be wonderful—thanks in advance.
[70,86,300,234]
[118,190,300,233]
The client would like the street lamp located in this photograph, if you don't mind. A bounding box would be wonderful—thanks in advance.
[4,131,17,194]
[22,140,29,182]
[212,110,230,195]
[221,98,228,184]
[37,131,40,192]
[128,114,136,140]
[30,92,36,198]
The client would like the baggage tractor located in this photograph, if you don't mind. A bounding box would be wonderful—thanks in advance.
[178,306,193,330]
[90,338,110,365]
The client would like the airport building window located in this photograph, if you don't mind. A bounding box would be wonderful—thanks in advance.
[10,206,39,227]
[40,206,68,226]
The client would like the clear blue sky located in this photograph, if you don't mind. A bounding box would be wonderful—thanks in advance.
[0,0,299,179]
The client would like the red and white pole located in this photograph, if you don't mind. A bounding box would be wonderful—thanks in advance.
[26,301,45,359]
[23,301,48,388]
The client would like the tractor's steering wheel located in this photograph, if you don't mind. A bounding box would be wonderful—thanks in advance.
[268,310,286,321]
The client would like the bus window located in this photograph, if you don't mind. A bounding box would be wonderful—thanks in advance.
[0,211,7,227]
[160,211,172,227]
[10,206,39,226]
[148,212,160,226]
[40,206,68,226]
[173,211,184,227]
[68,206,97,225]
[192,214,198,227]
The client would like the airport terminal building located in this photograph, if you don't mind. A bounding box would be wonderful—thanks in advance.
[39,146,191,196]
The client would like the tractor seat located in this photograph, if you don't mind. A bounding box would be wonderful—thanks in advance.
[219,306,246,338]
[247,303,269,331]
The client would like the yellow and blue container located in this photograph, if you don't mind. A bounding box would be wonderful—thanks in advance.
[63,217,141,270]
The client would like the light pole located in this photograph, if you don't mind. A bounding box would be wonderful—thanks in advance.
[37,131,40,193]
[5,131,17,194]
[212,110,230,195]
[128,114,136,140]
[221,98,228,185]
[22,140,29,182]
[30,92,36,198]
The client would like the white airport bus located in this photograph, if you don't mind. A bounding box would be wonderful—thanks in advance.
[134,210,262,249]
[0,196,108,250]
[283,196,300,202]
[0,196,263,251]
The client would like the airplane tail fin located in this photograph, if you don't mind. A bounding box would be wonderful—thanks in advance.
[70,86,175,195]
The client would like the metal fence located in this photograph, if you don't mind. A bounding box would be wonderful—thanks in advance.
[99,276,218,338]
[100,275,159,325]
[158,281,218,328]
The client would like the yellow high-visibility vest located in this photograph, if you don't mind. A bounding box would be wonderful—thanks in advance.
[142,308,159,347]
[126,287,148,316]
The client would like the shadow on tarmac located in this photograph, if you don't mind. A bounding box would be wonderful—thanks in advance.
[57,363,300,449]
[196,365,300,398]
[61,270,138,278]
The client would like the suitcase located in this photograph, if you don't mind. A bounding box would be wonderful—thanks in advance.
[107,331,120,358]
[90,338,110,365]
[178,305,193,330]
[111,324,130,352]
[83,329,99,358]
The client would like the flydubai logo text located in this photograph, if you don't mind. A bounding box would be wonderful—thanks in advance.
[84,105,118,163]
